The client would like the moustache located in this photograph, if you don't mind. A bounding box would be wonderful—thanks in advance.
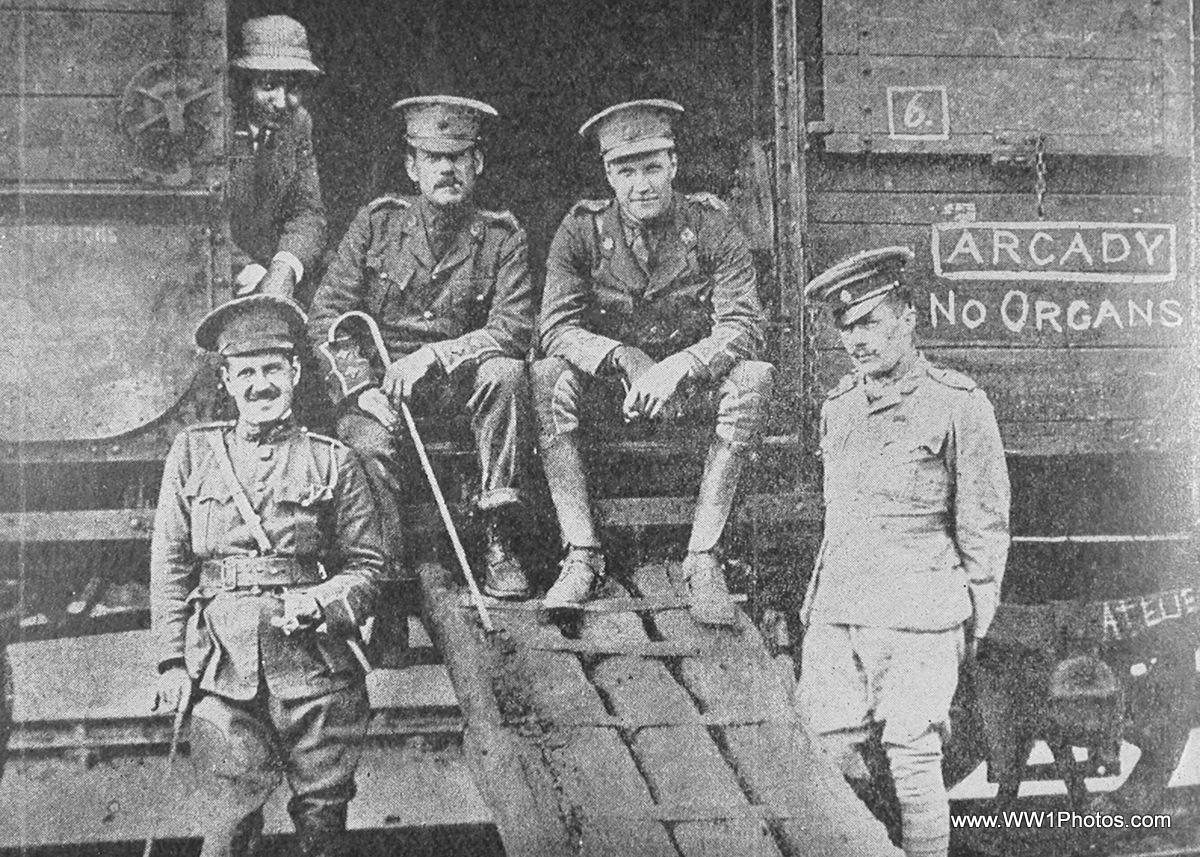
[244,388,280,402]
[434,178,461,190]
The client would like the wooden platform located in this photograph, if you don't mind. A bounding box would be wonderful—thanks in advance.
[0,625,491,847]
[421,560,901,857]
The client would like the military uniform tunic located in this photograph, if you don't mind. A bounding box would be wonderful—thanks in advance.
[309,195,534,375]
[307,195,534,574]
[151,418,385,700]
[151,417,385,849]
[539,192,764,377]
[534,191,774,553]
[802,355,1011,638]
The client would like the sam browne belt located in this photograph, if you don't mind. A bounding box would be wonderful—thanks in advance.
[200,556,324,590]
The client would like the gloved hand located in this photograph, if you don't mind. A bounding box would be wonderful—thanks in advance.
[271,591,323,636]
[358,387,399,432]
[623,351,697,421]
[257,258,298,298]
[234,263,268,295]
[607,345,656,388]
[153,665,192,713]
[382,346,439,403]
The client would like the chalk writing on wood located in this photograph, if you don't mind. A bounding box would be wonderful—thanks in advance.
[886,85,949,140]
[932,222,1177,282]
[928,288,1185,335]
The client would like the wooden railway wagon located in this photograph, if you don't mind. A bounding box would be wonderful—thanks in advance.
[0,0,1197,854]
[798,1,1200,854]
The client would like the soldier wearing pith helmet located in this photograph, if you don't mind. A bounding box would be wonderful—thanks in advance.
[152,295,385,857]
[534,99,774,622]
[797,247,1010,857]
[309,95,536,599]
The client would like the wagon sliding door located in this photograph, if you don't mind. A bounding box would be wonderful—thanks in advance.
[0,0,227,446]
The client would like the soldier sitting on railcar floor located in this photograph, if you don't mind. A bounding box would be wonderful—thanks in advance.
[151,295,385,857]
[308,95,536,600]
[797,247,1011,857]
[228,15,327,302]
[534,99,775,623]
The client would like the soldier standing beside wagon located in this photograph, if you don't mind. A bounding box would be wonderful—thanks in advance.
[797,247,1011,857]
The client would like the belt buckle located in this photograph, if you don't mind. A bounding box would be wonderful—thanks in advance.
[219,558,240,591]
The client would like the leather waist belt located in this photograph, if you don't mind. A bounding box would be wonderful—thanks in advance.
[200,556,323,590]
[825,506,945,532]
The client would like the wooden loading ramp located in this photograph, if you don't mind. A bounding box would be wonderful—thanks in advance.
[420,561,901,857]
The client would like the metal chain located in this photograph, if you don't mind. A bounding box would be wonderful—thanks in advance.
[1034,135,1047,220]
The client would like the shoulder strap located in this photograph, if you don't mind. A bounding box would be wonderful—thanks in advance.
[205,432,274,555]
[302,430,338,493]
[472,216,499,283]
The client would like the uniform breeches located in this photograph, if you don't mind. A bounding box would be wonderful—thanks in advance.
[797,623,965,857]
[532,356,773,448]
[337,356,529,564]
[531,356,774,549]
[190,682,369,857]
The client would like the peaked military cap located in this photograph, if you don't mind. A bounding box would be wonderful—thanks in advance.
[579,99,684,163]
[393,95,498,154]
[195,294,308,356]
[805,246,915,325]
[231,15,321,75]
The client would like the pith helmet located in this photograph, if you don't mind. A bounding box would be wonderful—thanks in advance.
[195,294,308,356]
[804,246,915,325]
[579,99,684,164]
[392,95,498,154]
[231,15,321,76]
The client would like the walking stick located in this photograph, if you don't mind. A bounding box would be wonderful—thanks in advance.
[398,399,494,633]
[322,311,494,633]
[143,682,192,857]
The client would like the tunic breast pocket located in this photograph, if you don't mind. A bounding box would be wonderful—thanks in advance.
[879,433,949,507]
[365,256,411,317]
[186,474,233,556]
[274,482,330,556]
[463,276,494,324]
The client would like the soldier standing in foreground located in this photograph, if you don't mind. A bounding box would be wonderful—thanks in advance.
[228,15,327,300]
[534,99,774,621]
[151,295,385,857]
[308,96,535,599]
[798,247,1011,857]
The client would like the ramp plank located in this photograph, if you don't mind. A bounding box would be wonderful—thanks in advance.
[499,583,678,857]
[585,586,782,857]
[634,562,902,857]
[420,563,572,857]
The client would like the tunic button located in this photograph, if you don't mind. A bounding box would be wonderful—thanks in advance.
[476,293,485,302]
[423,310,434,320]
[258,446,273,461]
